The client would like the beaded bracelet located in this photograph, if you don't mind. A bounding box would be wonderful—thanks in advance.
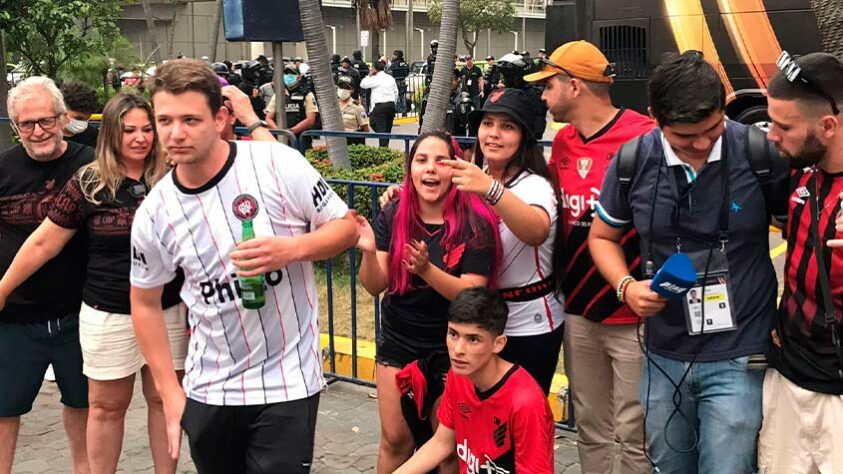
[616,275,636,303]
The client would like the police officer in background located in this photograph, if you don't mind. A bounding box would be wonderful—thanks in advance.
[460,55,484,109]
[352,50,371,110]
[483,56,499,105]
[266,65,319,151]
[337,56,362,99]
[236,60,266,120]
[330,54,342,81]
[425,40,439,87]
[388,50,410,116]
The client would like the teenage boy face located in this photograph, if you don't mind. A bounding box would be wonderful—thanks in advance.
[152,90,228,166]
[659,110,726,163]
[446,322,506,376]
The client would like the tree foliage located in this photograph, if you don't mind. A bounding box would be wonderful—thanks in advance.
[0,0,123,80]
[427,0,516,54]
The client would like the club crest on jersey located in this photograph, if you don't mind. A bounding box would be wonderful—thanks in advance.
[232,194,259,221]
[577,157,592,179]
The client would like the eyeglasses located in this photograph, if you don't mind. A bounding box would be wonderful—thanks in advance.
[540,57,616,80]
[776,50,839,115]
[14,115,60,133]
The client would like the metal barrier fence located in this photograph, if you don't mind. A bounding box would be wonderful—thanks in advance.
[0,117,575,430]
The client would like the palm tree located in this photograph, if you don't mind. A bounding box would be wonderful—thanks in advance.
[141,0,163,64]
[419,0,458,133]
[209,0,222,62]
[298,0,352,169]
[811,0,843,56]
[355,0,392,62]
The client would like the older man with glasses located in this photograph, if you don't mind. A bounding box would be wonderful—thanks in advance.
[0,76,93,474]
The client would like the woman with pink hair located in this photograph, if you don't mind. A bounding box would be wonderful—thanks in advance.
[356,130,501,473]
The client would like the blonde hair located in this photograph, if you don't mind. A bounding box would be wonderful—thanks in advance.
[79,93,165,205]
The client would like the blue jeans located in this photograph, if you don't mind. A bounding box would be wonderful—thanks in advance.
[640,352,763,474]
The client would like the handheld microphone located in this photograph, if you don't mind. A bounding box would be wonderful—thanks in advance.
[649,253,697,299]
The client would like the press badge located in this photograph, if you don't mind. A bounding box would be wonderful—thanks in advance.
[682,248,736,335]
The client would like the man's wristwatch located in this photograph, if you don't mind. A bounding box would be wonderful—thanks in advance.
[246,120,269,135]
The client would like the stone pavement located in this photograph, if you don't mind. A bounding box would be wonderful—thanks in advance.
[15,378,582,473]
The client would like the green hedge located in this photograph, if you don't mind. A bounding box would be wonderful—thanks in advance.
[306,144,406,274]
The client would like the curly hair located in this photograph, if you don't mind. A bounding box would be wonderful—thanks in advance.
[60,82,99,115]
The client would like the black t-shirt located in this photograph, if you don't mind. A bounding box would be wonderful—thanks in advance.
[374,199,495,349]
[460,65,483,97]
[48,173,183,314]
[0,142,93,323]
[65,127,99,148]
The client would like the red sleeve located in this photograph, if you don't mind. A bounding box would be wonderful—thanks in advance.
[436,370,456,430]
[47,174,88,230]
[512,393,555,473]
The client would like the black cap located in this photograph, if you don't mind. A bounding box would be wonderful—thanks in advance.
[284,65,299,74]
[468,88,543,140]
[485,55,495,61]
[341,56,351,64]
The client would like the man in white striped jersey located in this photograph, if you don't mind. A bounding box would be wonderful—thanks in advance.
[129,59,359,473]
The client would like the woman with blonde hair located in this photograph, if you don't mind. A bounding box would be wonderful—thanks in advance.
[0,92,187,473]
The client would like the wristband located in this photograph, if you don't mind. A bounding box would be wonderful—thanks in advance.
[616,275,636,303]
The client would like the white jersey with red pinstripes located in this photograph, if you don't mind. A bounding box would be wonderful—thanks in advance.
[498,171,563,336]
[130,141,348,406]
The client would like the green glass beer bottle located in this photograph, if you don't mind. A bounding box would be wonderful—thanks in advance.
[240,220,266,309]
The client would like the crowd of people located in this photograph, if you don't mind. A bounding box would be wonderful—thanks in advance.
[2,38,843,474]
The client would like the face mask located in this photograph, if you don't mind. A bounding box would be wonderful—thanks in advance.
[338,89,352,101]
[65,119,88,135]
[284,74,297,87]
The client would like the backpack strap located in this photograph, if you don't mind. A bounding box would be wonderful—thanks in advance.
[616,136,642,204]
[745,125,776,219]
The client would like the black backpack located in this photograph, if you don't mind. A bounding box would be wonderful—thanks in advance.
[616,125,777,217]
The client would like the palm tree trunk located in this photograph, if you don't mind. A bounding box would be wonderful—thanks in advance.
[811,0,843,56]
[166,2,181,59]
[209,0,222,62]
[141,0,163,64]
[298,0,352,169]
[420,0,458,133]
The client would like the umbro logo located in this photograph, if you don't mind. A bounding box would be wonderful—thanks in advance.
[796,186,810,198]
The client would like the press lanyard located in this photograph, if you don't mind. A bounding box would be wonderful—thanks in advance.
[645,138,730,275]
[807,171,843,378]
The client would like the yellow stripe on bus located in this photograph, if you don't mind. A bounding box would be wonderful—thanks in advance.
[663,0,735,98]
[717,0,782,89]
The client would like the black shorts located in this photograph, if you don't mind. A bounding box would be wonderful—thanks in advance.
[0,314,88,416]
[181,393,320,474]
[499,324,564,395]
[375,322,447,369]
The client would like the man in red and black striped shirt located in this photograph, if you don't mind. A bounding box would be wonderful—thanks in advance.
[764,52,843,473]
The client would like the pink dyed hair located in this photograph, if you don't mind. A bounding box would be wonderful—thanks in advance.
[389,131,502,295]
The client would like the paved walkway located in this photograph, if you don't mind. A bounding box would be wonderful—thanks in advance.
[14,378,582,473]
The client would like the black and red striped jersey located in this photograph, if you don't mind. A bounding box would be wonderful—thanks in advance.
[770,167,843,394]
[549,109,654,324]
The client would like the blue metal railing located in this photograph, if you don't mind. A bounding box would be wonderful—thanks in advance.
[320,174,576,432]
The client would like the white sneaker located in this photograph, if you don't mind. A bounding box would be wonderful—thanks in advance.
[44,364,56,382]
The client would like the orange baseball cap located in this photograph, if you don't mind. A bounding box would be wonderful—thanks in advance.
[524,40,615,84]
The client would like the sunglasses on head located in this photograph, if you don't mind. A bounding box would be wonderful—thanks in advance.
[776,50,839,115]
[540,58,616,80]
